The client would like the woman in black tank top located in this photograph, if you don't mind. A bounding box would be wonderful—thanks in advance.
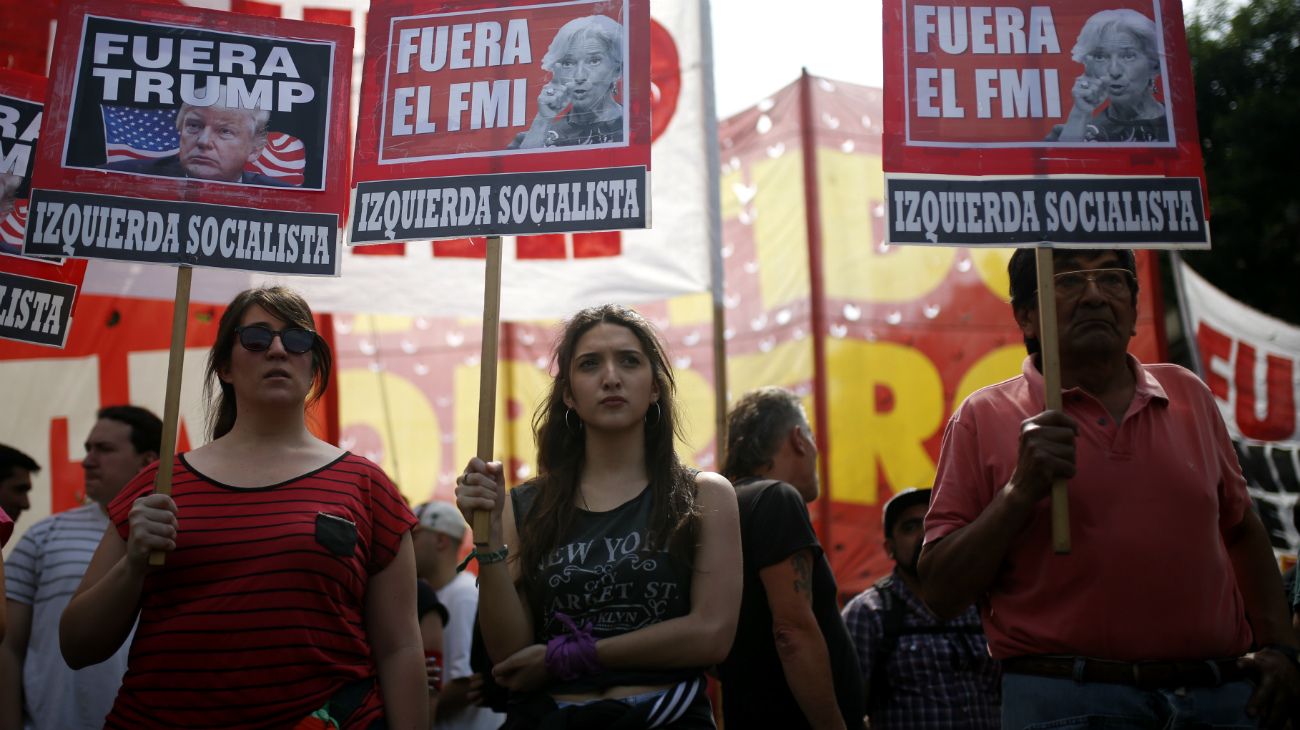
[456,304,742,728]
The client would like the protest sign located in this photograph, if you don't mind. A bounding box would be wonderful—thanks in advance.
[0,70,85,348]
[352,0,651,242]
[1177,260,1300,557]
[24,0,353,275]
[882,0,1209,248]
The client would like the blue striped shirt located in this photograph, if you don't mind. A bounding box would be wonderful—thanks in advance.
[5,504,133,730]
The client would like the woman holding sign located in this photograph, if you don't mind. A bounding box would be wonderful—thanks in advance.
[456,304,741,728]
[1049,9,1169,143]
[510,14,626,149]
[60,287,427,730]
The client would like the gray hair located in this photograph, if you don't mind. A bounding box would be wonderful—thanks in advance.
[541,14,623,74]
[723,386,810,481]
[1071,9,1161,67]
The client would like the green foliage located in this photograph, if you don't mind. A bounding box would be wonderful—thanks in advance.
[1182,0,1300,323]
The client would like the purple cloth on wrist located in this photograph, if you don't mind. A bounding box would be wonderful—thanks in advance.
[545,611,603,681]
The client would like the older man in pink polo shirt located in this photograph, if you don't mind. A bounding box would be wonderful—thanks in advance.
[919,248,1300,728]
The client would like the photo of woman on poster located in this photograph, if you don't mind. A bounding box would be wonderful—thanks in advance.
[1047,8,1170,143]
[509,14,626,150]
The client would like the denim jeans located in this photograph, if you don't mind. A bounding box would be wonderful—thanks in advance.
[1003,672,1257,729]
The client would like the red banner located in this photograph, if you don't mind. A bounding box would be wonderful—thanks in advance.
[882,0,1210,249]
[351,0,652,242]
[24,0,353,274]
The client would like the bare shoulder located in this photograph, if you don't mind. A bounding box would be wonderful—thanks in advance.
[693,471,737,509]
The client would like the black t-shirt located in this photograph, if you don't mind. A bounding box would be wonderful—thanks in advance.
[510,481,700,693]
[718,478,865,730]
[417,578,449,625]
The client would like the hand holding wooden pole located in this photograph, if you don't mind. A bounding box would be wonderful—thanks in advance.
[473,236,504,546]
[1034,248,1070,554]
[149,265,193,567]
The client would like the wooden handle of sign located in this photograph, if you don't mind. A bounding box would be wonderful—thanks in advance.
[149,265,193,567]
[1034,249,1070,554]
[473,236,504,546]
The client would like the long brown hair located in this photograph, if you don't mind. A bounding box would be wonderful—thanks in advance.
[517,304,699,605]
[203,287,332,441]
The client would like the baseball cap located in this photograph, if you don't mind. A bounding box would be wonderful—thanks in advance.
[413,501,467,541]
[882,487,932,539]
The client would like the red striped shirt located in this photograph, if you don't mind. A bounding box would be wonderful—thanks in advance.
[105,452,416,729]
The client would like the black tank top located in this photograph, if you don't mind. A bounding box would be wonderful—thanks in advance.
[511,481,700,692]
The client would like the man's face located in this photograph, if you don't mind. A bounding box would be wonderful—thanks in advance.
[178,106,262,182]
[83,418,153,506]
[1016,252,1137,360]
[885,503,928,577]
[412,528,455,575]
[791,424,821,503]
[0,467,32,522]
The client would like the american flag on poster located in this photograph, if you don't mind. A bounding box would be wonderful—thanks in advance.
[101,106,179,163]
[246,132,306,187]
[0,200,28,255]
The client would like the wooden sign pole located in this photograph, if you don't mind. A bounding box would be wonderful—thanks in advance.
[1034,249,1070,554]
[472,236,503,546]
[149,265,193,567]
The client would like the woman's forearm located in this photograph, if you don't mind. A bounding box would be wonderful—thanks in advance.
[375,644,429,730]
[60,555,144,668]
[595,607,734,669]
[476,542,534,663]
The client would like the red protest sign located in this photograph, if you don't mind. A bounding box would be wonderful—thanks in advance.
[351,0,651,243]
[0,70,86,348]
[882,0,1209,248]
[24,0,353,275]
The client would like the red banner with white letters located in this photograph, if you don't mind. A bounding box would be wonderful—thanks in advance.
[350,0,652,242]
[882,0,1210,249]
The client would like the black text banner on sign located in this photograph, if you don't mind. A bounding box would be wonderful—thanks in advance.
[0,69,87,349]
[351,166,646,242]
[0,271,77,348]
[353,0,651,543]
[882,0,1211,552]
[886,176,1208,247]
[25,190,339,274]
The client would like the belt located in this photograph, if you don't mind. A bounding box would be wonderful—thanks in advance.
[1002,656,1246,689]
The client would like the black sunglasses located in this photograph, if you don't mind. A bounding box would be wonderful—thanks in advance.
[236,324,316,354]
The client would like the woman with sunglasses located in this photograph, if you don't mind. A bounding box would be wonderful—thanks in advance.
[60,287,427,730]
[455,304,742,728]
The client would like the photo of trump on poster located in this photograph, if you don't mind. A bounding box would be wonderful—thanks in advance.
[62,15,333,190]
[99,92,295,186]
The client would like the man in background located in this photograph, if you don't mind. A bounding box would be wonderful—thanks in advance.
[842,488,999,728]
[1,405,160,730]
[412,500,504,730]
[0,446,37,526]
[717,386,864,730]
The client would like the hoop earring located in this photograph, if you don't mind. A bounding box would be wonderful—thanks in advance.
[645,401,662,427]
[565,408,583,433]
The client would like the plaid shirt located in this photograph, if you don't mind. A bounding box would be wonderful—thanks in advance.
[842,569,1001,729]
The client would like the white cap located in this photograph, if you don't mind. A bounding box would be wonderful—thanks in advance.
[413,501,467,540]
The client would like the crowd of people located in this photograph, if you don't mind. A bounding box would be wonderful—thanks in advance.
[2,247,1299,728]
